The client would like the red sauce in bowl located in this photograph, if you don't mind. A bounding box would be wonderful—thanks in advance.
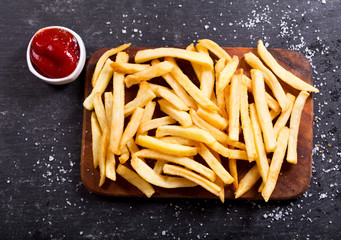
[30,28,80,78]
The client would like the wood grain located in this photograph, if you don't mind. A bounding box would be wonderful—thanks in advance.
[80,47,313,200]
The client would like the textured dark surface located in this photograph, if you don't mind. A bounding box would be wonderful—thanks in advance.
[0,0,340,239]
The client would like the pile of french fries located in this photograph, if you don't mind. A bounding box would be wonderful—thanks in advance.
[83,39,318,202]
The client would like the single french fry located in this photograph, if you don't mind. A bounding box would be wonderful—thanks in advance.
[84,58,114,110]
[120,107,145,150]
[156,125,216,145]
[196,107,228,130]
[166,57,219,111]
[124,61,174,88]
[92,43,131,86]
[151,60,197,110]
[215,58,226,81]
[196,43,215,99]
[110,51,129,154]
[110,62,149,74]
[258,158,272,192]
[243,75,281,112]
[217,56,239,91]
[287,91,310,164]
[104,92,113,125]
[228,158,238,190]
[249,103,269,182]
[131,156,197,188]
[105,150,116,181]
[198,39,231,61]
[116,164,155,198]
[94,92,108,132]
[262,127,290,202]
[127,138,140,155]
[216,88,228,120]
[228,73,241,141]
[153,160,166,175]
[239,78,258,161]
[140,101,156,124]
[244,52,289,111]
[149,83,189,111]
[118,145,130,164]
[257,40,319,92]
[158,136,197,146]
[163,164,221,196]
[138,101,156,135]
[98,127,109,187]
[209,142,249,160]
[124,82,156,117]
[91,112,101,169]
[224,84,230,119]
[198,143,234,184]
[215,176,225,203]
[212,58,228,118]
[251,69,276,152]
[134,149,216,182]
[274,93,296,139]
[138,116,176,134]
[135,47,213,68]
[190,109,245,149]
[158,99,192,127]
[235,165,261,198]
[186,43,202,82]
[135,135,197,157]
[209,151,225,202]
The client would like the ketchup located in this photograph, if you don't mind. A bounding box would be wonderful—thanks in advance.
[30,28,80,78]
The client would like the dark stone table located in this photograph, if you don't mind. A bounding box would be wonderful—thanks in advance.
[1,0,340,239]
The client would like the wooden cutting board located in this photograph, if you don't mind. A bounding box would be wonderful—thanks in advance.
[80,47,313,200]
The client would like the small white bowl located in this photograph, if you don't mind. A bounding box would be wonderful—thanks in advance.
[27,26,86,85]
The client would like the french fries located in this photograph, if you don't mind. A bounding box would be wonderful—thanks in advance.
[110,62,149,74]
[151,59,197,110]
[249,103,269,182]
[287,91,310,164]
[110,51,129,154]
[124,61,174,88]
[131,156,197,188]
[135,48,214,68]
[134,149,216,181]
[84,58,113,110]
[166,57,219,111]
[124,82,156,117]
[120,107,145,150]
[155,125,216,145]
[90,112,101,169]
[84,40,316,201]
[94,92,108,132]
[163,164,221,196]
[257,40,319,92]
[228,72,241,141]
[149,83,189,111]
[239,77,257,161]
[197,143,234,184]
[262,127,290,202]
[196,43,215,99]
[251,69,276,152]
[198,39,231,60]
[244,52,289,111]
[135,135,197,157]
[92,43,131,86]
[158,99,192,127]
[116,164,155,198]
[138,116,176,133]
